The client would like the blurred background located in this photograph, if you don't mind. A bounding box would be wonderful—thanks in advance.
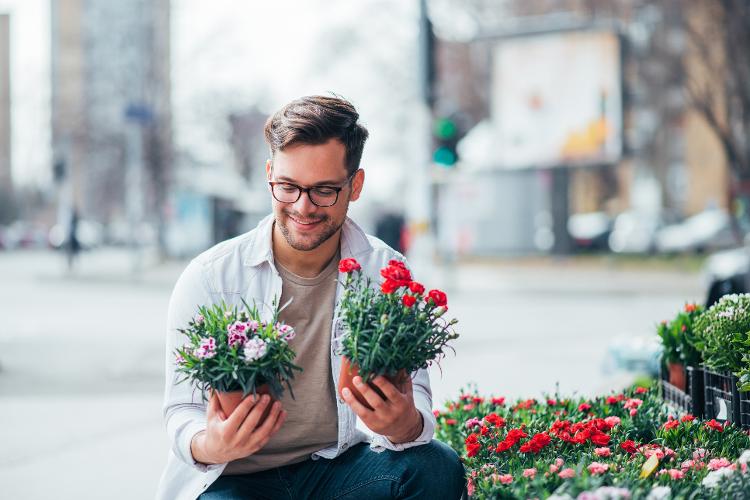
[1,0,749,497]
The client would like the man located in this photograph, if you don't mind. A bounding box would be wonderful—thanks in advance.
[157,95,465,500]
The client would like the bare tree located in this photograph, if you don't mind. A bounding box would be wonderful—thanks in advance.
[683,0,750,231]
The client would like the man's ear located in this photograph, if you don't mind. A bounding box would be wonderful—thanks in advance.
[265,159,272,180]
[349,169,365,202]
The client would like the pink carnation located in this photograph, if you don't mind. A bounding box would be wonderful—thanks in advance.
[659,468,685,480]
[594,447,611,457]
[195,337,216,359]
[558,468,576,479]
[708,458,733,471]
[623,398,643,410]
[587,462,609,475]
[522,468,537,478]
[604,416,621,427]
[693,448,708,460]
[629,409,638,417]
[499,474,513,484]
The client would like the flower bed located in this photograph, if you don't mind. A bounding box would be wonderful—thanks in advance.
[434,385,750,499]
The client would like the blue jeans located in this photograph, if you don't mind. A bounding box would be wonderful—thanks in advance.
[199,440,465,500]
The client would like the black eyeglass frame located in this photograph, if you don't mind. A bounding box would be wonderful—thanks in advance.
[268,170,359,207]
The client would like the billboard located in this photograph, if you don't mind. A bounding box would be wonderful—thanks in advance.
[492,30,622,169]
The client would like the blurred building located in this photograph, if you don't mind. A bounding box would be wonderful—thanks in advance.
[427,0,732,255]
[50,0,172,247]
[0,14,10,192]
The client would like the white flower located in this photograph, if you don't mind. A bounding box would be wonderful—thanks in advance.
[243,337,268,362]
[702,467,735,488]
[738,449,750,466]
[645,486,671,500]
[591,486,631,499]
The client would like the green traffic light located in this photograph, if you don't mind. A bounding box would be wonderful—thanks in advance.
[434,118,457,139]
[433,146,456,166]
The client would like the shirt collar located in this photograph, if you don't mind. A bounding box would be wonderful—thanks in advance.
[243,214,373,268]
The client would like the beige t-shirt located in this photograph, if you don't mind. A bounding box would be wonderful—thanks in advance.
[223,254,340,475]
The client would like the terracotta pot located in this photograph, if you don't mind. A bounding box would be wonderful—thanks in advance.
[668,362,687,391]
[338,356,409,411]
[215,384,274,423]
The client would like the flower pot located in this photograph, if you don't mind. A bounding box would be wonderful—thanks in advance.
[215,384,274,424]
[668,362,686,391]
[338,356,409,411]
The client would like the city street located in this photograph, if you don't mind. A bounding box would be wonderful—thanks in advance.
[0,249,704,499]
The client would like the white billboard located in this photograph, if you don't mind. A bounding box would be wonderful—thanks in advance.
[492,30,622,169]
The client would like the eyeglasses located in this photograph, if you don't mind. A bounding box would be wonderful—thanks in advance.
[268,170,358,208]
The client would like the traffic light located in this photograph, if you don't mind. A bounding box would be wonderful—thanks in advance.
[432,117,458,167]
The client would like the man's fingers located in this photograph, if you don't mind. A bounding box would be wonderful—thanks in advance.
[341,386,374,419]
[253,402,284,437]
[352,376,388,410]
[236,396,275,436]
[370,375,410,402]
[225,393,262,432]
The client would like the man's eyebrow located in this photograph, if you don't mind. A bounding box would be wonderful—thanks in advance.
[275,175,342,186]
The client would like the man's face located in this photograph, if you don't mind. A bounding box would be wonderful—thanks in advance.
[266,139,364,252]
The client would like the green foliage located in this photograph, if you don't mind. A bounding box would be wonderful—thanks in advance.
[337,267,458,380]
[693,294,750,388]
[657,303,704,366]
[174,298,302,399]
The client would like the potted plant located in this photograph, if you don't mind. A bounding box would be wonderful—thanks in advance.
[174,299,302,418]
[657,303,704,391]
[694,293,750,424]
[336,258,459,409]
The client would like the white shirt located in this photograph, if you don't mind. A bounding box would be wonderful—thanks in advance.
[156,214,436,500]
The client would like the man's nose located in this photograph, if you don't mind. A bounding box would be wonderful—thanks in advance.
[292,190,316,213]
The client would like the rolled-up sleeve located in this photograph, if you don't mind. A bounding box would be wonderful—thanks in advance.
[162,259,225,471]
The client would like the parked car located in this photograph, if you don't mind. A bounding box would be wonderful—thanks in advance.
[567,211,612,251]
[608,210,663,254]
[703,245,750,306]
[655,208,736,254]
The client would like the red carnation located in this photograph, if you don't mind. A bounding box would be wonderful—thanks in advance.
[590,430,611,446]
[426,289,448,307]
[704,419,724,432]
[681,414,696,423]
[380,262,412,283]
[338,258,361,273]
[381,279,400,294]
[484,413,505,428]
[402,295,416,307]
[620,440,638,454]
[408,281,425,294]
[663,418,680,430]
[491,397,506,406]
[635,386,648,394]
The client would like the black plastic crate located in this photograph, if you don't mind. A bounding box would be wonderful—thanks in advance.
[686,366,705,418]
[739,388,750,429]
[660,365,692,414]
[703,368,741,424]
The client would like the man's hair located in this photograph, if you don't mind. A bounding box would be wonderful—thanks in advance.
[264,95,369,176]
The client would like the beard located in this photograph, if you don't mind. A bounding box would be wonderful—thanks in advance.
[275,209,345,251]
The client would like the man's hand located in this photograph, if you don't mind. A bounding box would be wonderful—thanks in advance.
[341,375,423,444]
[191,392,287,465]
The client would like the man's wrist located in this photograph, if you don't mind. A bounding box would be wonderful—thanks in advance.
[387,409,424,444]
[190,431,215,465]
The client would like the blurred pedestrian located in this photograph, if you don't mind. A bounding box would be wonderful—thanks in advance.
[66,207,81,271]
